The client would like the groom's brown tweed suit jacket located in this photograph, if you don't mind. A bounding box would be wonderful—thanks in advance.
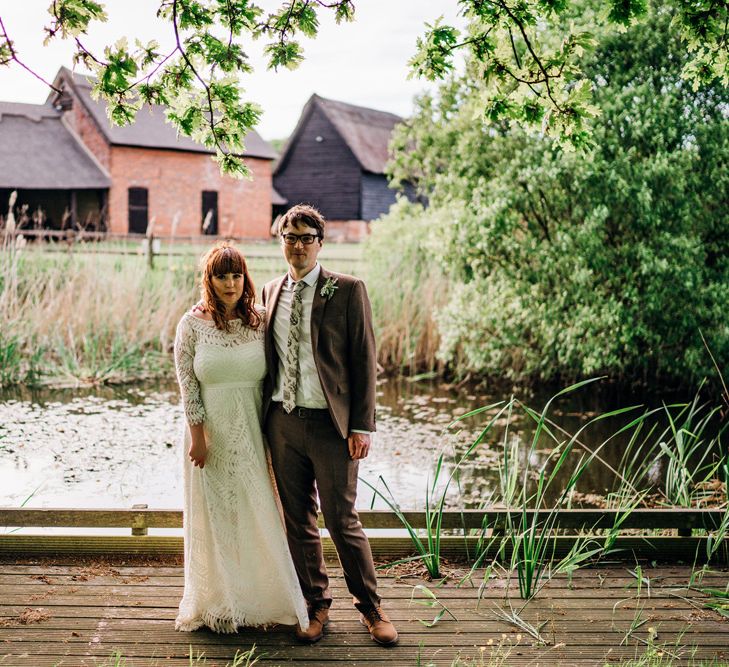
[260,266,377,438]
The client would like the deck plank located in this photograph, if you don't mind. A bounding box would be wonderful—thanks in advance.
[0,561,727,666]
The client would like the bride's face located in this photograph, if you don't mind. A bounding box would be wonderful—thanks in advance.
[211,271,244,310]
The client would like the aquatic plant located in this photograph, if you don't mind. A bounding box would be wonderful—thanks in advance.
[503,379,645,600]
[610,389,727,509]
[363,400,511,579]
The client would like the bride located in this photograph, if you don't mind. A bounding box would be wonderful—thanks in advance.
[173,242,308,633]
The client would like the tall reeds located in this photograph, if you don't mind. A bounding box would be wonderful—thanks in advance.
[364,200,450,375]
[612,389,727,509]
[0,235,363,386]
[0,245,197,385]
[365,378,727,604]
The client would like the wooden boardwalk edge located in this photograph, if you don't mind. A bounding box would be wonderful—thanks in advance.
[1,534,727,563]
[2,507,727,530]
[1,507,727,562]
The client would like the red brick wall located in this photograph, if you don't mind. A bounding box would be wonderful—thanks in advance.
[64,97,111,171]
[107,147,273,238]
[326,220,370,242]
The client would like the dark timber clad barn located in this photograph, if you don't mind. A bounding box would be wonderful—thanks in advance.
[273,94,411,241]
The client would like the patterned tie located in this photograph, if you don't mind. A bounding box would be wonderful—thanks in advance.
[282,281,306,413]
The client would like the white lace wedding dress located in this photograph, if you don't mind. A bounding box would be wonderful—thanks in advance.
[173,309,308,633]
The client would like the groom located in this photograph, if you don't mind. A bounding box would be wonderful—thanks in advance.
[261,204,398,646]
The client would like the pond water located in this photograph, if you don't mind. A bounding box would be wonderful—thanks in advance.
[0,378,716,519]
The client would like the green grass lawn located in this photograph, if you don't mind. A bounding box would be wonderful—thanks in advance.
[22,238,364,286]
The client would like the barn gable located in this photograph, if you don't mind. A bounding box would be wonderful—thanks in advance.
[273,95,407,236]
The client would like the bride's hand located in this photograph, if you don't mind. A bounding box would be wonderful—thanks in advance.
[189,432,208,468]
[191,300,207,315]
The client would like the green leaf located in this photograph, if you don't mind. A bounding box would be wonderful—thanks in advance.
[45,0,108,41]
[265,40,304,70]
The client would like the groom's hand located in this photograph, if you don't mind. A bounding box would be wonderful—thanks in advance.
[348,432,371,460]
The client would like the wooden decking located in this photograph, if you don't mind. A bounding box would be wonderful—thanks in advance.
[1,559,728,666]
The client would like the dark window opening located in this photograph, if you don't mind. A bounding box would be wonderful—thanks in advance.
[128,187,148,234]
[202,191,218,235]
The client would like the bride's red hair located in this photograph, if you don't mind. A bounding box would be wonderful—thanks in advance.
[200,243,262,332]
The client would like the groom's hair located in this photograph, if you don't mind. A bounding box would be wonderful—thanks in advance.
[277,204,325,239]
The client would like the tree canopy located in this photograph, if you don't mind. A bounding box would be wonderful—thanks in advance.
[378,3,729,387]
[1,0,726,175]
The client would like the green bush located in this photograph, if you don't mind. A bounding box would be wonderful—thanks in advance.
[379,5,729,386]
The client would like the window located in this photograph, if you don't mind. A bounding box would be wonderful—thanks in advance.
[202,191,218,235]
[128,188,148,234]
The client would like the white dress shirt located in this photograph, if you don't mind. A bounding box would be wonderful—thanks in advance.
[270,263,369,436]
[271,263,327,408]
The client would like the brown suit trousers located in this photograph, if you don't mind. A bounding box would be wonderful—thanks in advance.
[266,403,379,611]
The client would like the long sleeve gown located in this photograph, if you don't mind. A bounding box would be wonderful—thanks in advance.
[173,310,308,633]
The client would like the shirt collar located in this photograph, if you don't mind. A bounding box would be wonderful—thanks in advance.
[286,262,321,290]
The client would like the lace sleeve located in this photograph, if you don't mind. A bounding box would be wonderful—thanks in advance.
[174,315,206,425]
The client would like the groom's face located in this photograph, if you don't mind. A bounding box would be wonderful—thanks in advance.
[280,220,322,276]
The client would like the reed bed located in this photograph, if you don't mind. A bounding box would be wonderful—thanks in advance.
[368,380,728,591]
[0,245,196,385]
[0,238,362,386]
[363,201,450,375]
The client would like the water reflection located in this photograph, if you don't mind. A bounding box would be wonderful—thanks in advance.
[0,379,716,512]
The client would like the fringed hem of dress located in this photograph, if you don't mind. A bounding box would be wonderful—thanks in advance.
[175,610,307,634]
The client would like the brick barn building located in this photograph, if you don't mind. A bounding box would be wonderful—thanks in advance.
[0,67,277,238]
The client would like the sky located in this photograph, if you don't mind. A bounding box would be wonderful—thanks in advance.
[0,1,465,141]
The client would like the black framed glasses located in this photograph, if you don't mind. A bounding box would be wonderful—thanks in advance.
[281,232,321,245]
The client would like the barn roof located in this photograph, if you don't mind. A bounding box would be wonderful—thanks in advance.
[275,94,403,175]
[271,186,287,206]
[49,67,277,160]
[0,102,111,189]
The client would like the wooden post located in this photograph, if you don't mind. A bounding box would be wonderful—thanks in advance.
[146,216,156,269]
[131,503,149,536]
[146,234,155,269]
[70,191,78,230]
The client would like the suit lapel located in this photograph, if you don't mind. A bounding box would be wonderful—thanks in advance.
[310,266,329,353]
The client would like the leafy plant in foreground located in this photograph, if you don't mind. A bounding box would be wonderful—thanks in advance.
[504,379,645,600]
[362,400,511,579]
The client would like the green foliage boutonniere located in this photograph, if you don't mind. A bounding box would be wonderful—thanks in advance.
[320,276,339,300]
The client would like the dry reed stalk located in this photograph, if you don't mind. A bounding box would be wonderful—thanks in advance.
[373,271,447,374]
[1,249,197,382]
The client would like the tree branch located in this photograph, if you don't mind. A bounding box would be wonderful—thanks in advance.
[171,0,225,153]
[0,15,62,93]
[495,0,565,112]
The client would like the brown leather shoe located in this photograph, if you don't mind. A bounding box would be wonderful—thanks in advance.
[360,606,398,646]
[295,606,329,643]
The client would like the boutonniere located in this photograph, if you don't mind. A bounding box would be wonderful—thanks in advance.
[320,276,339,300]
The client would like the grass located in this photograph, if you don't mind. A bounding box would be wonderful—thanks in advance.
[363,399,511,579]
[611,389,727,510]
[0,245,195,385]
[479,380,653,601]
[409,583,459,626]
[363,201,450,375]
[0,239,361,387]
[697,585,729,619]
[602,649,728,667]
[362,376,727,610]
